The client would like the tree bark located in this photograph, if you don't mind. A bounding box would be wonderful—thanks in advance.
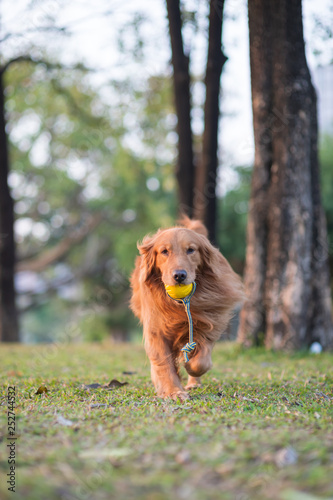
[194,0,227,244]
[0,70,19,342]
[237,0,272,345]
[238,0,333,349]
[166,0,195,217]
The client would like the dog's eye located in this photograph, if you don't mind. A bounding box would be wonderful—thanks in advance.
[161,249,169,256]
[186,247,195,255]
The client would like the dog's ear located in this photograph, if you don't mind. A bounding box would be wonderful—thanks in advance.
[198,235,218,273]
[137,236,156,283]
[198,234,233,277]
[178,215,208,238]
[198,234,245,304]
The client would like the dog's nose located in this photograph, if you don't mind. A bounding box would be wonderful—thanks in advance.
[173,269,187,283]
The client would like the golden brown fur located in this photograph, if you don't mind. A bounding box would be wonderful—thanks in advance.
[130,218,244,400]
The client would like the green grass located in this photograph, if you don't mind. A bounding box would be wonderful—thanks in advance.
[1,342,333,500]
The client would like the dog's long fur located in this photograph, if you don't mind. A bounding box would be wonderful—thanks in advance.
[130,218,244,400]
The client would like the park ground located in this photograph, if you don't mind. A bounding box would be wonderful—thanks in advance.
[0,342,333,500]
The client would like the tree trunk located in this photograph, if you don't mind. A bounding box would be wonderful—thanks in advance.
[194,0,227,244]
[238,0,333,349]
[237,0,273,345]
[166,0,195,217]
[0,69,19,342]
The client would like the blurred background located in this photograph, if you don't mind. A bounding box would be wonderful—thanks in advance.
[1,0,333,344]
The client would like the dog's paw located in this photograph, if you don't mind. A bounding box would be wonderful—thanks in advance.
[185,381,202,390]
[169,390,189,402]
[185,376,202,391]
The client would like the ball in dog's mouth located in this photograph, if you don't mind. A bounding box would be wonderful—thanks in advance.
[164,283,194,299]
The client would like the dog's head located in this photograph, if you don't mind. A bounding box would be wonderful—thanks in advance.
[138,219,217,286]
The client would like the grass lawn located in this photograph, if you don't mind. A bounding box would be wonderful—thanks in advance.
[0,341,333,500]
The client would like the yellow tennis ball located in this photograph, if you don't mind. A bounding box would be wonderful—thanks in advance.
[165,283,194,299]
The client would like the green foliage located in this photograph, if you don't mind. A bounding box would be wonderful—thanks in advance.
[21,298,71,343]
[78,314,113,342]
[1,343,333,499]
[319,134,333,262]
[218,166,251,272]
[6,61,177,341]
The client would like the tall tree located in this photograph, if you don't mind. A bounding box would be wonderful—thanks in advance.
[0,68,19,341]
[194,1,227,243]
[166,0,195,218]
[238,0,333,349]
[0,1,68,341]
[0,56,67,342]
[166,0,227,242]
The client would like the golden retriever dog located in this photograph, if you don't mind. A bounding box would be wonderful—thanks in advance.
[130,218,244,401]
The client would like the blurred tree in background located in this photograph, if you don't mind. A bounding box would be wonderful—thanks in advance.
[3,59,177,342]
[0,61,18,341]
[166,0,227,243]
[0,0,332,345]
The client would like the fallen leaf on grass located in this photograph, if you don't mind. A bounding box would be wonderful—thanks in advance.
[315,391,330,400]
[35,385,48,395]
[104,379,128,389]
[83,383,102,389]
[83,379,128,390]
[242,396,261,403]
[89,403,115,410]
[56,415,74,426]
[275,447,298,467]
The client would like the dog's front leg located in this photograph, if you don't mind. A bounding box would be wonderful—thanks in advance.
[185,342,214,378]
[185,375,202,390]
[145,332,188,401]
